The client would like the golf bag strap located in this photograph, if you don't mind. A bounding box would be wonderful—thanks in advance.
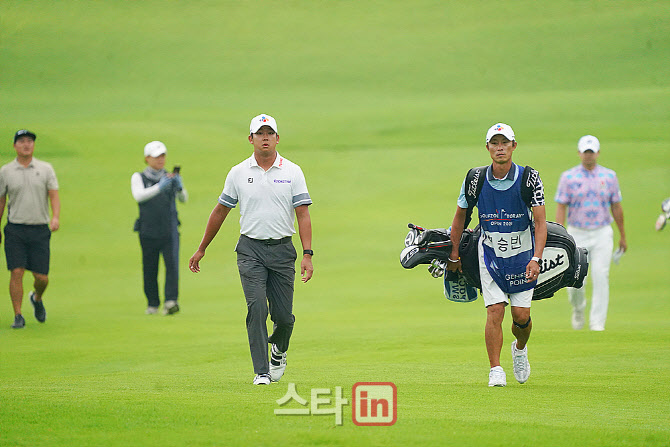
[463,166,487,229]
[463,165,536,229]
[520,165,537,209]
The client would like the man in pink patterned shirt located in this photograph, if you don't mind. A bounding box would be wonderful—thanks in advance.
[555,135,627,331]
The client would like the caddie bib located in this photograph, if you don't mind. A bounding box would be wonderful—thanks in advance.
[478,164,535,293]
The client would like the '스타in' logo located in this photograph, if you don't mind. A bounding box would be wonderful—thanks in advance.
[352,382,397,426]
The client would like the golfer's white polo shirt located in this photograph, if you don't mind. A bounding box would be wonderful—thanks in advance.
[219,152,312,239]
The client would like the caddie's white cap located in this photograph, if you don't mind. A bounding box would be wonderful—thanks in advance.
[144,141,167,158]
[486,123,515,143]
[578,135,600,153]
[250,114,278,134]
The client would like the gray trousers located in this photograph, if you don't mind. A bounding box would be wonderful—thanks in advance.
[236,235,296,374]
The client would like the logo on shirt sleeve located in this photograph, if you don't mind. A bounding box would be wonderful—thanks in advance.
[248,178,254,183]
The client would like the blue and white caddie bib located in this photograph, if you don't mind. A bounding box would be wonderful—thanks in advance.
[478,165,536,293]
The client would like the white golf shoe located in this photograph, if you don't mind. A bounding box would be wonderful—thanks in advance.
[253,374,271,385]
[269,344,287,382]
[511,341,531,384]
[488,366,507,387]
[163,300,180,315]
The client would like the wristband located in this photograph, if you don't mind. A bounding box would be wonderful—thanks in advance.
[531,256,541,263]
[448,257,460,263]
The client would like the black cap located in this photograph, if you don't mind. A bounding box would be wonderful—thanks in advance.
[14,130,36,144]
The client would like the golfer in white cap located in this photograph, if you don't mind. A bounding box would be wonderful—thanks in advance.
[189,114,314,386]
[555,135,626,331]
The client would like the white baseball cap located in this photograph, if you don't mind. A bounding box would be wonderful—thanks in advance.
[144,141,167,158]
[250,114,278,134]
[486,123,515,143]
[578,135,600,153]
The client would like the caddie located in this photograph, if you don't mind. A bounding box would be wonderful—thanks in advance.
[447,123,547,387]
[189,114,313,385]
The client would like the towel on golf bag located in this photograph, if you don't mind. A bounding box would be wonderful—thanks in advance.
[400,221,589,300]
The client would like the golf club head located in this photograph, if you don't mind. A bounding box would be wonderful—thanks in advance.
[656,213,667,231]
[405,228,421,247]
[662,198,670,214]
[415,228,450,246]
[400,239,453,269]
[402,224,453,269]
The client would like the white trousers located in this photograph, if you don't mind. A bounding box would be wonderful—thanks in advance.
[566,225,613,330]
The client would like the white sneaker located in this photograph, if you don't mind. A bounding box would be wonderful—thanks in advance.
[488,366,506,387]
[253,374,271,385]
[511,341,531,384]
[572,309,585,330]
[269,344,287,382]
[145,306,158,315]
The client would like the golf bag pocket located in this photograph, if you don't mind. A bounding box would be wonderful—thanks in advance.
[444,270,478,303]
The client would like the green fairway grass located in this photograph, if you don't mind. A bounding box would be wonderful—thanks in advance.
[1,1,669,446]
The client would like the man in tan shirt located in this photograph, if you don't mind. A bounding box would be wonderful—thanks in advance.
[0,130,60,329]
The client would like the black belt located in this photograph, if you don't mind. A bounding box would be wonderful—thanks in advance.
[245,235,292,245]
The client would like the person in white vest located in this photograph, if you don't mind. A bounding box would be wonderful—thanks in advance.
[131,141,187,316]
